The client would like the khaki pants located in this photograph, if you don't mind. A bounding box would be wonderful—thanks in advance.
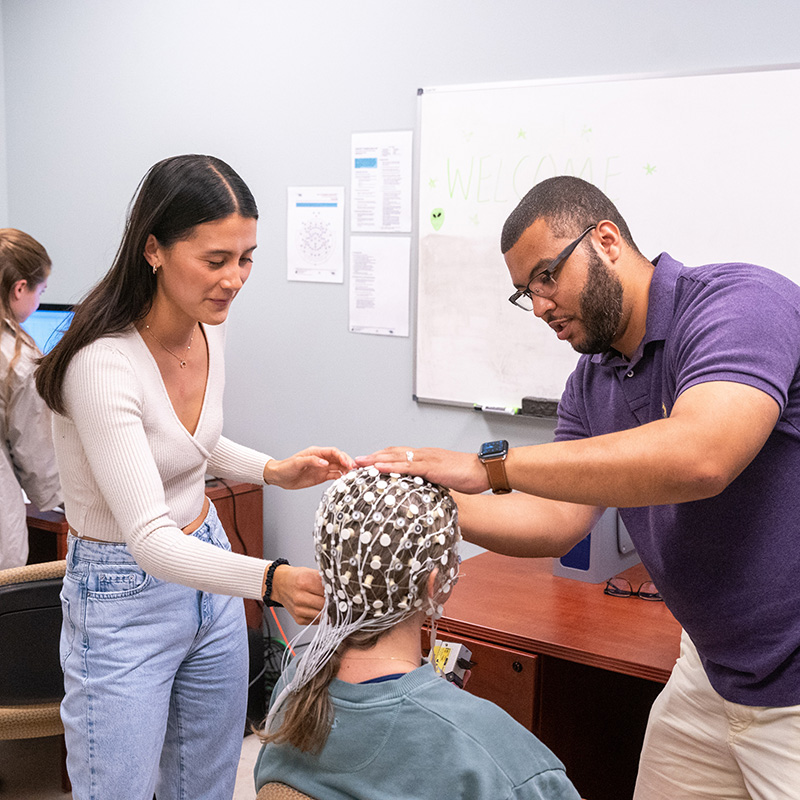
[634,631,800,799]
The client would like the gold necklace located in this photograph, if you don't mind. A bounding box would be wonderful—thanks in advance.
[145,324,196,369]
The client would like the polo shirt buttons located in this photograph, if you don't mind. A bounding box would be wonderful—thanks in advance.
[626,370,635,378]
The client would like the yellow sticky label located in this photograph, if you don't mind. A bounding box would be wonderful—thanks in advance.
[433,644,451,672]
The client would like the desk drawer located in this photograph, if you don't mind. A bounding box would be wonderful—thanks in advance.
[425,629,539,731]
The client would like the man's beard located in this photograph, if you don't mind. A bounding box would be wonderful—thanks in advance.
[573,249,624,354]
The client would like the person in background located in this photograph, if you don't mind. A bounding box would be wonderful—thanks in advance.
[254,466,580,800]
[358,176,800,799]
[35,154,354,800]
[0,228,61,569]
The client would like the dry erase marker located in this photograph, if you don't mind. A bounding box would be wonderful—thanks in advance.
[477,405,519,415]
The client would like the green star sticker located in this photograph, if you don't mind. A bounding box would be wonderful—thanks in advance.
[644,163,656,175]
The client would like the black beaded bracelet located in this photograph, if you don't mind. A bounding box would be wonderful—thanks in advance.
[263,558,289,607]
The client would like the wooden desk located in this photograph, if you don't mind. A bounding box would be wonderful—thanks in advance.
[26,479,265,628]
[432,551,681,800]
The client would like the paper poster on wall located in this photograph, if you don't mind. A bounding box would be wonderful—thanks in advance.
[349,236,410,337]
[351,131,413,233]
[287,186,344,283]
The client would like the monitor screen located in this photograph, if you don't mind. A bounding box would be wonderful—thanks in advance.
[20,303,74,354]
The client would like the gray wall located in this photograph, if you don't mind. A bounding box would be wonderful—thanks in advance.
[3,0,799,631]
[0,7,7,225]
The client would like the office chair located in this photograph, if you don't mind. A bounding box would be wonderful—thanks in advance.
[256,783,318,800]
[0,560,68,791]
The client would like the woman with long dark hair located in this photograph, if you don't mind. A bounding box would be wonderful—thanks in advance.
[36,154,353,799]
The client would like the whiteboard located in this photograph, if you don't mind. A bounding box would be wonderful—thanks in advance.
[415,65,800,411]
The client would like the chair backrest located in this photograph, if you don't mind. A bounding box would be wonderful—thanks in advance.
[0,561,66,705]
[256,782,318,800]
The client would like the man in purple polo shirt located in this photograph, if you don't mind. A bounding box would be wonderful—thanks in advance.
[358,176,800,798]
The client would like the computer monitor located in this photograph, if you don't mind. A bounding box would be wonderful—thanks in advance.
[20,302,74,354]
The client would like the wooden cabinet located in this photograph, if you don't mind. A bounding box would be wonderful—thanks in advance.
[428,629,539,731]
[26,479,265,629]
[204,479,264,628]
[25,505,68,565]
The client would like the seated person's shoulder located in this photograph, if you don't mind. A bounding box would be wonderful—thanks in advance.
[404,667,578,796]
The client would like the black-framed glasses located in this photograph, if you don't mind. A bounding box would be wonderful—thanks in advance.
[604,577,663,602]
[508,224,597,310]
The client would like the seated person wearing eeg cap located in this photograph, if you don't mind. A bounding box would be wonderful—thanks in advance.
[254,467,580,800]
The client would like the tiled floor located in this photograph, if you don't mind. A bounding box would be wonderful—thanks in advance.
[0,733,262,799]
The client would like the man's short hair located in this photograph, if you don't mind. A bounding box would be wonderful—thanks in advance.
[501,176,639,254]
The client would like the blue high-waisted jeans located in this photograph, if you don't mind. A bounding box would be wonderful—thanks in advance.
[59,502,249,800]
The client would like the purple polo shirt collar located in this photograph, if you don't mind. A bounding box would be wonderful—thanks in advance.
[591,252,680,370]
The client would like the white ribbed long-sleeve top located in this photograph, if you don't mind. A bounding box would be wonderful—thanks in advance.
[53,322,271,599]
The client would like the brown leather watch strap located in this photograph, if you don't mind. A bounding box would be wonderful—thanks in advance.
[483,457,511,494]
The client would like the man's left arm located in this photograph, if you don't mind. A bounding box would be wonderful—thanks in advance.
[358,380,779,508]
[503,379,780,507]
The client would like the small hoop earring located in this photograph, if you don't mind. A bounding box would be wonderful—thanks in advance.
[152,263,159,275]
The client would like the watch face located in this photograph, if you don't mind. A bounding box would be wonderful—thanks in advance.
[479,440,508,458]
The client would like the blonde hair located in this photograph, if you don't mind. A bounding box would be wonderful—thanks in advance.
[259,467,460,753]
[0,228,52,401]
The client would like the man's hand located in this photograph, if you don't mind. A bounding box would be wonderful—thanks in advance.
[355,446,490,494]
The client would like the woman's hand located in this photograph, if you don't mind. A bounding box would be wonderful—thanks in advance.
[269,565,325,625]
[264,446,355,490]
[355,446,490,494]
